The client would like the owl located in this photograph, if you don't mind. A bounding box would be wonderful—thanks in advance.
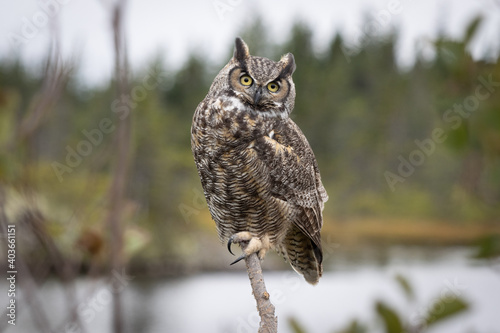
[191,38,328,284]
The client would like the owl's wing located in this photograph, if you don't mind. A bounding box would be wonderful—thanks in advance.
[252,119,328,253]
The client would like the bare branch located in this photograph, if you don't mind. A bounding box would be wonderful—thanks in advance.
[15,18,72,145]
[0,189,52,333]
[241,245,278,333]
[106,1,130,332]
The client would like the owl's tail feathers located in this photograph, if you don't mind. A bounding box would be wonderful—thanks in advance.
[282,226,323,285]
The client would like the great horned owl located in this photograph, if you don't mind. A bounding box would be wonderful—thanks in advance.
[191,38,328,284]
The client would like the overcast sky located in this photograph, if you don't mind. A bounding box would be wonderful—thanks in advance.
[1,0,499,87]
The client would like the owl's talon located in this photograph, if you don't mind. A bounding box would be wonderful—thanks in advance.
[227,232,252,256]
[227,236,237,256]
[227,232,267,265]
[230,253,246,265]
[227,234,250,256]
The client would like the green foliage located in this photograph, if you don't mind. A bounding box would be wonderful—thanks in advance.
[425,296,468,327]
[464,16,483,45]
[288,274,470,333]
[288,317,307,333]
[375,301,403,333]
[334,320,367,333]
[394,274,414,301]
[472,234,500,259]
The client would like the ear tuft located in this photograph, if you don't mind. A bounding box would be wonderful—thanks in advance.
[280,53,296,76]
[233,37,250,62]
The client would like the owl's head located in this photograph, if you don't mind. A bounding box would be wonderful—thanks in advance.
[214,38,296,116]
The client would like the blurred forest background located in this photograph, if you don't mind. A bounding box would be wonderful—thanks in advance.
[1,17,499,274]
[0,4,499,332]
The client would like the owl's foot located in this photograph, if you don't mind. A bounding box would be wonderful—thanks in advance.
[227,232,270,265]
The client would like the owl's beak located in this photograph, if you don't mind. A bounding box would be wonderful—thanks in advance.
[253,86,263,105]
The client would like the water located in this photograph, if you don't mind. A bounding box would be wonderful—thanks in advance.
[3,246,500,333]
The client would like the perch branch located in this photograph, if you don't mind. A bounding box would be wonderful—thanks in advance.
[240,244,278,333]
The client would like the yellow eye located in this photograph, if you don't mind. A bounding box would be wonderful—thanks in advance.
[267,81,279,92]
[240,75,253,86]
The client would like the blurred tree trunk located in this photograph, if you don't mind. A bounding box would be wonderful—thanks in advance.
[106,1,130,332]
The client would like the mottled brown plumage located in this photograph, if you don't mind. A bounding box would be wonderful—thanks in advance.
[191,38,328,284]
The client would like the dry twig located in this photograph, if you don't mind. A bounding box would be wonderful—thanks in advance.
[240,243,278,333]
[105,1,131,332]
